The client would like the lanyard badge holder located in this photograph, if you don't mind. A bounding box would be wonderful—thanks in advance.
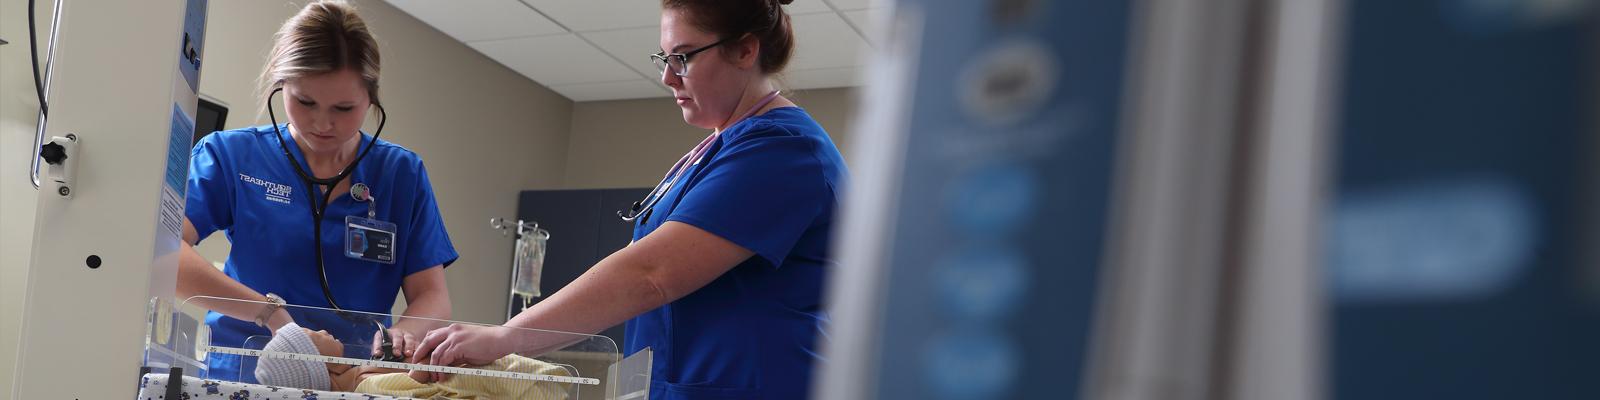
[346,183,397,264]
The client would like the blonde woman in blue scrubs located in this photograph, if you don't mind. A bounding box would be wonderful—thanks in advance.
[176,1,454,382]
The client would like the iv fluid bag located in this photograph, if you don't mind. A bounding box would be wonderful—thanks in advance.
[512,227,550,299]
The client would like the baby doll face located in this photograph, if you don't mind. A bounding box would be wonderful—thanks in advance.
[306,329,351,374]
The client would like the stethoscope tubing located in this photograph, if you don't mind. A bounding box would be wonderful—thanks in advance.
[266,87,387,313]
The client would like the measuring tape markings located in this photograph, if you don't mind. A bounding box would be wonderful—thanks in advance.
[207,345,600,386]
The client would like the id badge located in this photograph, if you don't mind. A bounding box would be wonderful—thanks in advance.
[346,215,397,264]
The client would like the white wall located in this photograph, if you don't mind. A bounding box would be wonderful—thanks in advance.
[0,1,574,396]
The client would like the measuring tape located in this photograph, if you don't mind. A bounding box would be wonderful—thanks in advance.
[207,345,600,386]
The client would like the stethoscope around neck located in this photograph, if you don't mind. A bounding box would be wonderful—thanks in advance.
[618,90,782,224]
[266,87,386,313]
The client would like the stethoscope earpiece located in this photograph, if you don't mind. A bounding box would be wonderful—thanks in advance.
[618,200,644,221]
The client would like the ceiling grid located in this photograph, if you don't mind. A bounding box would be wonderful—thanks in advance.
[387,0,877,101]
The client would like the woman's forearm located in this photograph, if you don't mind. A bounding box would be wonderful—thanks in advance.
[394,286,451,334]
[175,241,289,329]
[505,249,670,336]
[505,222,752,337]
[393,266,451,335]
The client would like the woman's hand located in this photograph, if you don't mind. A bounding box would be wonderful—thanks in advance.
[372,327,417,360]
[411,324,514,383]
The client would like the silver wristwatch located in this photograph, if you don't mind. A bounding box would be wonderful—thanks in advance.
[254,293,285,328]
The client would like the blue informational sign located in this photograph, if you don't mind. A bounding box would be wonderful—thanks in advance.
[166,105,194,192]
[864,1,1132,399]
[1326,1,1598,398]
[178,0,207,93]
[156,0,208,239]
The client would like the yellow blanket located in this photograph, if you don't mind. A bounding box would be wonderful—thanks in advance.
[355,355,571,400]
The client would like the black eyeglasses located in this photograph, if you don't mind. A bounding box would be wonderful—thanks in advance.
[650,36,738,78]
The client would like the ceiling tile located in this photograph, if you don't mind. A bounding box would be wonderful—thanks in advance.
[386,0,566,42]
[788,13,869,71]
[551,80,672,101]
[784,67,863,89]
[824,0,874,11]
[521,0,830,31]
[470,34,641,85]
[784,1,833,15]
[522,0,662,31]
[842,9,874,33]
[581,27,664,79]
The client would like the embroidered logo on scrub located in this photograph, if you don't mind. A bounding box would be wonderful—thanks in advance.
[240,173,293,204]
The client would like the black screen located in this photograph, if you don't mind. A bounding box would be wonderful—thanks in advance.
[193,97,228,144]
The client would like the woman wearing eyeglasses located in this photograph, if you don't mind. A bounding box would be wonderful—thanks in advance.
[412,0,846,398]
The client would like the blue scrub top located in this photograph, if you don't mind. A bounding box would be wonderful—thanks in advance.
[186,125,458,381]
[626,107,848,400]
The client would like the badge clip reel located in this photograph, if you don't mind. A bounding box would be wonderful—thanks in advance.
[346,183,397,264]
